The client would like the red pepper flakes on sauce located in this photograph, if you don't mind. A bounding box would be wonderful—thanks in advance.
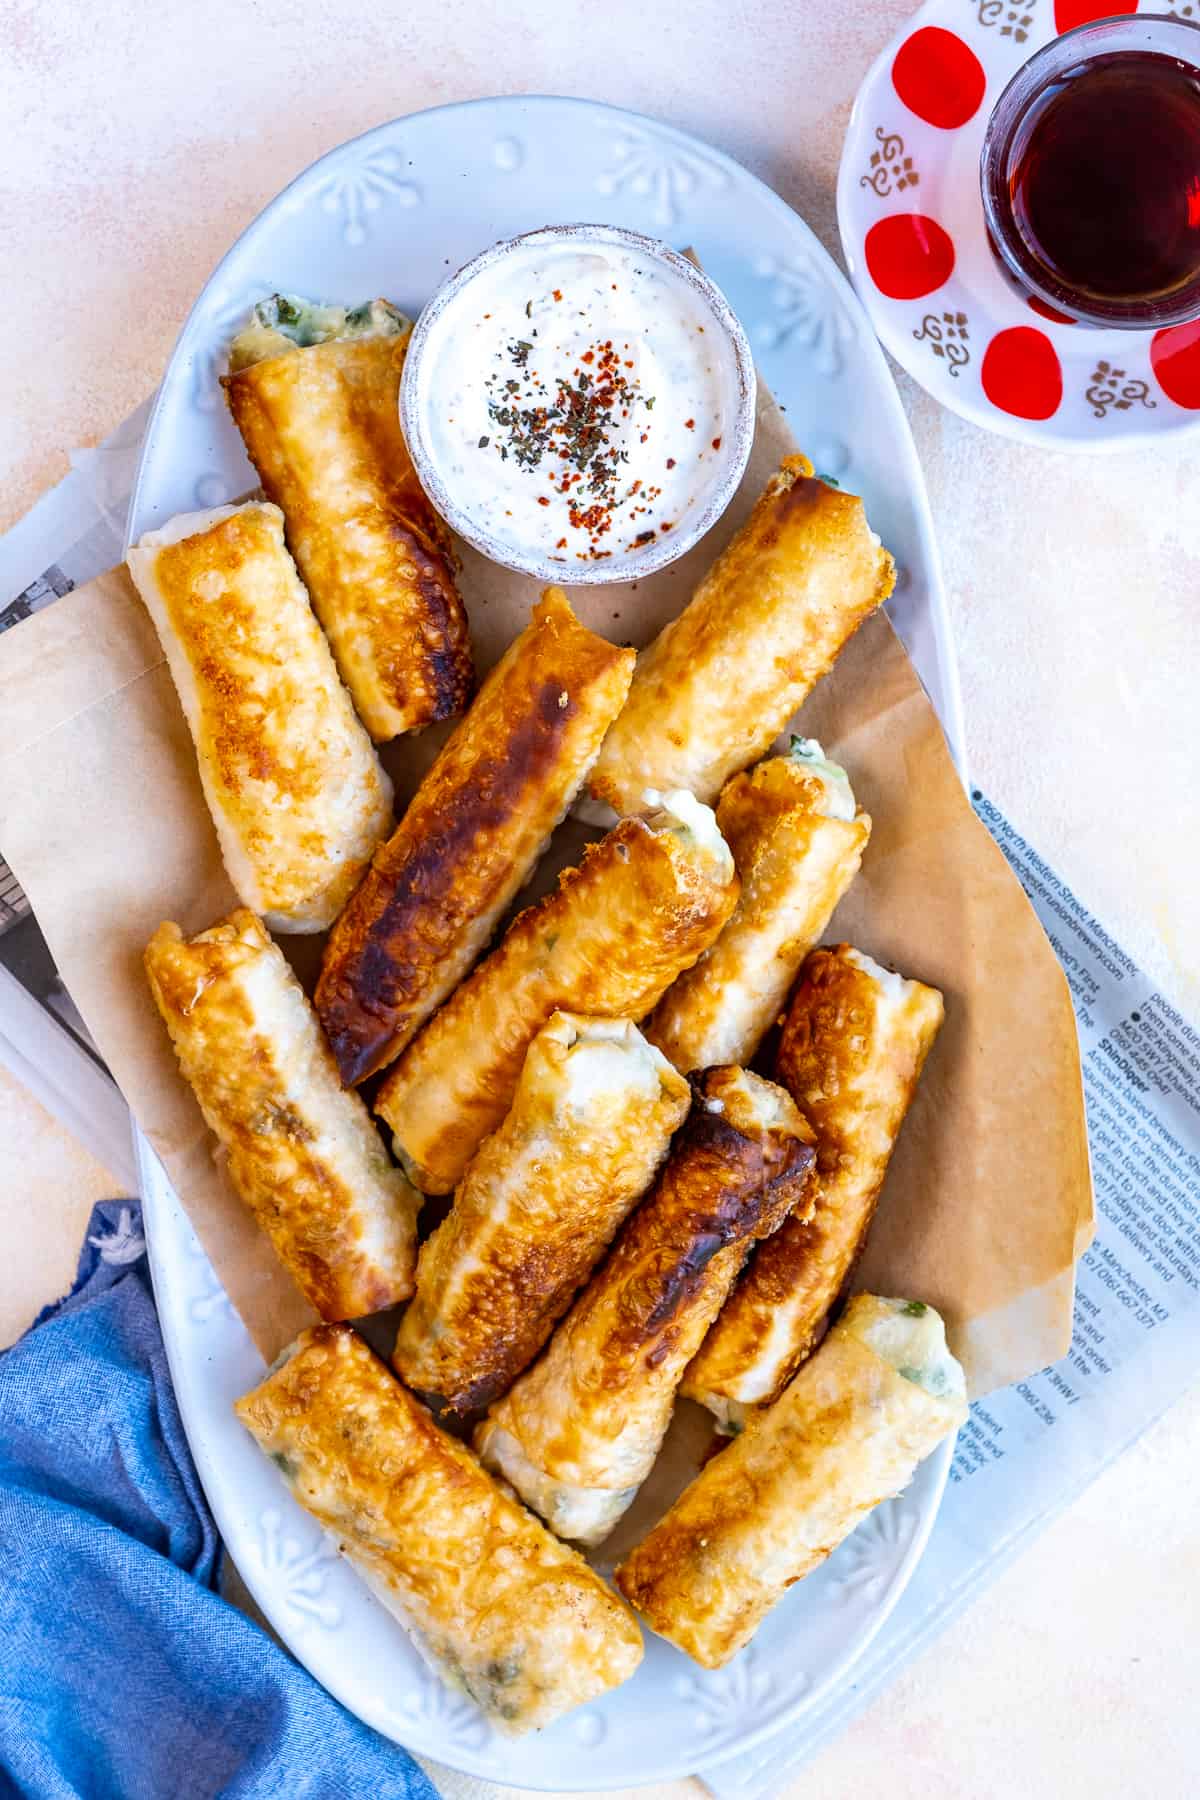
[476,301,665,559]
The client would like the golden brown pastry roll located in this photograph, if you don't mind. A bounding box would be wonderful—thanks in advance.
[315,589,635,1085]
[127,501,393,934]
[588,455,895,814]
[395,1012,690,1413]
[145,911,420,1318]
[223,294,473,741]
[474,1068,817,1546]
[375,792,740,1194]
[236,1325,642,1733]
[682,945,944,1428]
[646,738,871,1073]
[616,1294,966,1667]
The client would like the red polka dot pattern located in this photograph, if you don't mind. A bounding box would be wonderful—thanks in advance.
[1054,0,1137,33]
[981,328,1064,420]
[864,214,956,300]
[1027,295,1077,325]
[891,27,987,129]
[1150,321,1200,409]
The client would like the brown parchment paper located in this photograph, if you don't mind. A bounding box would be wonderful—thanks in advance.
[0,387,1092,1397]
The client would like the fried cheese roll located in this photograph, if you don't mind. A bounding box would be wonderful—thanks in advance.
[395,1013,690,1414]
[375,792,740,1194]
[223,294,474,740]
[236,1325,643,1732]
[127,502,393,933]
[474,1068,817,1547]
[618,1303,964,1663]
[617,1295,965,1666]
[682,946,944,1428]
[316,589,635,1085]
[145,911,420,1318]
[646,738,871,1073]
[589,455,895,814]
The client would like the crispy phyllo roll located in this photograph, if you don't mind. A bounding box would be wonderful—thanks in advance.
[145,911,419,1318]
[316,589,635,1085]
[127,502,392,933]
[617,1294,966,1667]
[683,945,944,1428]
[395,1013,690,1413]
[646,739,871,1073]
[236,1325,643,1733]
[474,1068,817,1547]
[375,792,740,1194]
[588,454,895,813]
[223,293,474,740]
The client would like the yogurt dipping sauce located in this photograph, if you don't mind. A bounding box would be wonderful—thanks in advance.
[402,228,755,580]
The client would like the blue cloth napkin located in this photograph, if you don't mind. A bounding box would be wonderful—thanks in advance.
[0,1200,441,1800]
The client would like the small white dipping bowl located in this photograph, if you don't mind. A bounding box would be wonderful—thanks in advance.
[400,223,756,585]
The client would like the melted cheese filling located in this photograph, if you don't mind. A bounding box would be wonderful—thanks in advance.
[228,294,409,372]
[479,1424,637,1547]
[558,1020,677,1114]
[844,946,915,1010]
[788,736,857,822]
[642,787,734,879]
[852,1296,965,1401]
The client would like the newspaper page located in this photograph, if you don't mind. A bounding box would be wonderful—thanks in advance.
[2,416,1199,1798]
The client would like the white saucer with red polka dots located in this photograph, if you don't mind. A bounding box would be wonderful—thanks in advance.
[837,0,1200,450]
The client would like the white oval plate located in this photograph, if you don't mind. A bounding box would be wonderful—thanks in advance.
[128,96,962,1790]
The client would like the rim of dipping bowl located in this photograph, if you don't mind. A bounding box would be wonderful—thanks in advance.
[399,223,757,586]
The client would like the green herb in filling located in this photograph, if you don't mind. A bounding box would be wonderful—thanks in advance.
[899,1361,954,1398]
[228,293,410,372]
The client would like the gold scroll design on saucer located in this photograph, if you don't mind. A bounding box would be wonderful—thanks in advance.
[859,128,919,198]
[975,2,1037,43]
[913,311,970,379]
[1086,362,1157,422]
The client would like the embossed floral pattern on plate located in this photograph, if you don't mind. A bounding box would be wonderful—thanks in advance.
[318,147,421,246]
[254,1508,342,1630]
[595,128,730,228]
[673,1645,790,1744]
[391,1675,493,1752]
[833,1499,919,1606]
[752,250,859,374]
